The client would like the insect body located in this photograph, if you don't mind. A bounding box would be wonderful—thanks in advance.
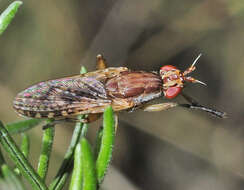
[13,54,226,122]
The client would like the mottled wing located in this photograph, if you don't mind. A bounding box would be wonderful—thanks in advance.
[13,67,128,118]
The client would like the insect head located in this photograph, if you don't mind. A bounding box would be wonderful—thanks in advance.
[160,54,206,99]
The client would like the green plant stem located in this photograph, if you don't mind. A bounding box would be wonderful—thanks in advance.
[37,123,55,180]
[81,123,89,137]
[94,127,103,159]
[69,140,83,190]
[81,138,96,190]
[0,148,5,178]
[49,121,84,190]
[1,164,25,190]
[0,1,22,35]
[14,133,30,176]
[96,106,115,185]
[0,121,48,190]
[6,119,44,134]
[21,133,30,158]
[0,148,5,166]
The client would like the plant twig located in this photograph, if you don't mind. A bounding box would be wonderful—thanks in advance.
[69,139,83,190]
[1,164,25,190]
[96,106,115,185]
[14,133,30,176]
[21,133,30,158]
[37,122,55,180]
[0,148,5,178]
[0,1,22,35]
[0,121,48,190]
[49,121,84,190]
[81,138,96,190]
[6,119,44,134]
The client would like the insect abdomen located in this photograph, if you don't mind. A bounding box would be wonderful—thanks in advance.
[105,71,162,101]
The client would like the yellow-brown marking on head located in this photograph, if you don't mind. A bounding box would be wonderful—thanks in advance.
[159,54,206,99]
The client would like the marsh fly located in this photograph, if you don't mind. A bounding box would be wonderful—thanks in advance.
[13,54,226,123]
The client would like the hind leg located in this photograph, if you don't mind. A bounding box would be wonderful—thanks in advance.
[141,102,178,112]
[180,92,227,118]
[141,97,226,118]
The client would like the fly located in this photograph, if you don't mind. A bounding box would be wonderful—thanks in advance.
[13,54,226,123]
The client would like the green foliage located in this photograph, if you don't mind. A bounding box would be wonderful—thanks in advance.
[0,1,22,35]
[1,164,25,190]
[6,119,44,134]
[0,2,116,189]
[96,106,115,184]
[0,121,48,190]
[69,138,97,190]
[37,123,55,180]
[0,107,115,190]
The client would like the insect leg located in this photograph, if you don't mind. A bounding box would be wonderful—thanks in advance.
[96,54,107,70]
[180,92,227,118]
[85,113,102,123]
[42,120,56,130]
[180,92,200,105]
[142,102,179,112]
[64,113,103,123]
[42,113,102,126]
[114,113,118,133]
[42,119,79,129]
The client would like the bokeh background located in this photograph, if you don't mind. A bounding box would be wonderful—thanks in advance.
[0,0,244,189]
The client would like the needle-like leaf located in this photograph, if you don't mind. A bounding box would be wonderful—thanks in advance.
[0,1,22,35]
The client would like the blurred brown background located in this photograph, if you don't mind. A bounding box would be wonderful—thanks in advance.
[0,0,244,189]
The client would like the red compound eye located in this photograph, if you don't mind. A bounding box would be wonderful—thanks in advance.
[160,65,177,72]
[161,65,182,99]
[165,86,182,99]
